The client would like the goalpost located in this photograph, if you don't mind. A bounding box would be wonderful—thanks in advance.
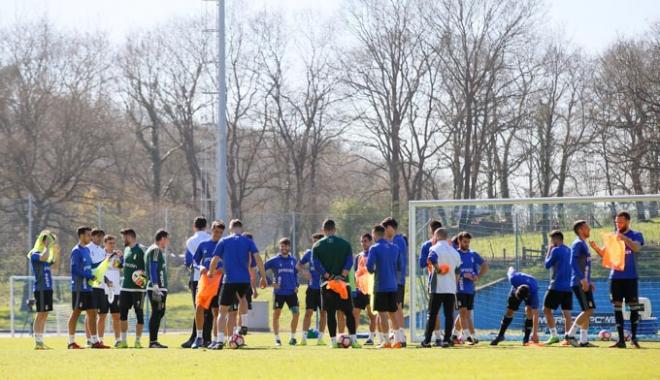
[408,194,660,342]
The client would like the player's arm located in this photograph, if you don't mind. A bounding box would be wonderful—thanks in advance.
[571,246,589,291]
[252,252,268,288]
[341,244,353,278]
[544,247,557,269]
[588,240,605,257]
[312,249,329,280]
[366,248,376,274]
[418,243,429,269]
[617,232,642,253]
[208,241,222,278]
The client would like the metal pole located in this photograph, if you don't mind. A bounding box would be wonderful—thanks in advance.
[291,212,296,256]
[514,213,520,270]
[408,204,416,342]
[215,0,228,222]
[28,194,33,277]
[10,276,15,337]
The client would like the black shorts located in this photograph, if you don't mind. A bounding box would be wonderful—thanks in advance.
[544,289,573,311]
[220,283,250,307]
[610,279,638,304]
[374,292,398,313]
[456,293,475,310]
[94,288,119,314]
[34,290,53,312]
[321,285,353,313]
[209,283,223,309]
[396,284,405,304]
[353,291,370,310]
[71,291,95,311]
[305,287,322,310]
[274,294,299,310]
[119,291,145,316]
[572,285,596,311]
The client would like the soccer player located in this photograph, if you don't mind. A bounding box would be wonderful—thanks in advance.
[30,231,57,350]
[265,238,300,346]
[382,217,408,347]
[181,217,212,348]
[417,219,444,344]
[542,230,574,346]
[208,219,268,349]
[353,233,377,345]
[419,228,461,348]
[366,225,403,348]
[238,232,259,336]
[145,229,170,348]
[452,231,488,345]
[68,226,103,349]
[565,220,597,347]
[191,220,225,349]
[312,219,360,348]
[86,228,110,348]
[490,268,540,346]
[100,234,123,348]
[591,211,645,348]
[117,228,147,349]
[297,233,327,346]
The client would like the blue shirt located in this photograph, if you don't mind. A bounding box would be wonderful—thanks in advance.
[265,254,298,296]
[31,253,53,292]
[366,239,399,292]
[570,238,591,286]
[545,244,572,292]
[212,234,259,284]
[70,244,93,292]
[418,240,432,269]
[509,271,538,294]
[194,239,222,270]
[392,234,407,285]
[457,250,484,295]
[610,229,644,280]
[299,249,320,290]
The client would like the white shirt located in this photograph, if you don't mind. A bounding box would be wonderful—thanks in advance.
[428,241,462,294]
[104,250,123,295]
[87,242,107,289]
[186,231,211,281]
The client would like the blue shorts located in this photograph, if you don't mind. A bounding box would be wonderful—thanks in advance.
[507,288,539,311]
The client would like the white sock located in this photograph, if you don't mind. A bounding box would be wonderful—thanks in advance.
[464,330,471,339]
[275,334,280,341]
[567,323,578,337]
[35,333,44,344]
[120,332,127,342]
[398,328,406,342]
[434,329,442,340]
[301,334,307,342]
[91,335,99,344]
[379,332,386,343]
[550,327,558,337]
[135,335,141,343]
[290,333,296,340]
[331,336,337,344]
[218,333,225,342]
[98,334,104,341]
[350,334,357,343]
[318,332,324,340]
[68,335,75,344]
[368,331,374,340]
[580,329,588,343]
[452,328,460,337]
[240,314,248,325]
[196,330,203,339]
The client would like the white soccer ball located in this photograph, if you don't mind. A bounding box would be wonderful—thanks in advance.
[338,334,352,348]
[598,329,612,341]
[229,333,245,349]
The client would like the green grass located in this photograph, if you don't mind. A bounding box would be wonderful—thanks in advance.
[0,334,659,379]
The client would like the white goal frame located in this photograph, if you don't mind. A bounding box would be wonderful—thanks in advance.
[408,194,660,342]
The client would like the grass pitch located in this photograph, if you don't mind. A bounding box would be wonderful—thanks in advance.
[0,334,659,380]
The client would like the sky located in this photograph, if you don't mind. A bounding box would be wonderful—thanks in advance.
[0,0,659,52]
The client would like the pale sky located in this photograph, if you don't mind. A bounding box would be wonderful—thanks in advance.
[1,0,659,52]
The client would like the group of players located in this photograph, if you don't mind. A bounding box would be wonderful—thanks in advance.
[27,210,645,350]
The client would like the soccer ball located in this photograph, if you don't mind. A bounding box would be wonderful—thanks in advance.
[598,330,612,341]
[623,330,632,342]
[338,334,352,348]
[306,329,319,339]
[229,333,245,349]
[131,270,147,288]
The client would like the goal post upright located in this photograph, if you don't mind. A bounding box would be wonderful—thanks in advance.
[407,194,660,343]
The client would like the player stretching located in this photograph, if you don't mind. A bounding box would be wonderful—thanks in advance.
[419,228,461,348]
[182,217,212,348]
[117,228,147,349]
[382,217,408,347]
[490,268,540,346]
[565,220,596,347]
[353,233,377,345]
[366,225,402,348]
[30,231,58,349]
[312,219,360,348]
[209,219,267,349]
[192,220,225,349]
[297,233,326,346]
[68,226,103,349]
[542,230,574,346]
[145,229,170,348]
[591,211,644,348]
[452,231,488,345]
[101,235,123,348]
[265,238,300,346]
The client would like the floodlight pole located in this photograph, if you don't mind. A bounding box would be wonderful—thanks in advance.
[215,0,228,222]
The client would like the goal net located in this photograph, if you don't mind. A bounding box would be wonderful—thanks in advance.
[408,195,660,342]
[9,275,156,337]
